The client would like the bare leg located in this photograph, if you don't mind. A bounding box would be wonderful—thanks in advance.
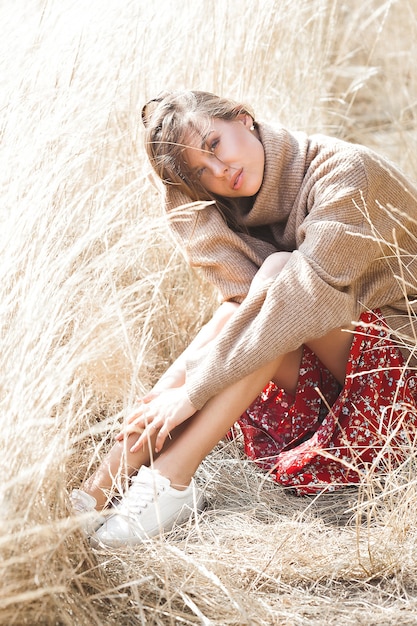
[82,345,300,507]
[84,420,196,508]
[154,323,356,488]
[80,254,292,508]
[247,251,292,297]
[83,304,352,506]
[82,305,240,509]
[83,327,354,524]
[154,354,287,488]
[307,324,355,386]
[83,434,155,509]
[81,251,353,507]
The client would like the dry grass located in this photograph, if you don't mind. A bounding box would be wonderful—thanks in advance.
[1,0,417,624]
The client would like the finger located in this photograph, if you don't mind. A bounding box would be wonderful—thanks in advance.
[126,405,146,424]
[126,407,155,429]
[126,412,140,425]
[117,415,143,439]
[118,423,147,439]
[154,423,171,454]
[130,422,159,453]
[141,391,158,403]
[129,429,154,453]
[116,424,136,440]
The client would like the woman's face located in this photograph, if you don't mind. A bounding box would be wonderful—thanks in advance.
[183,115,265,198]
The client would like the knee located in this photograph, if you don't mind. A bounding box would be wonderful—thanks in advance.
[211,301,239,331]
[249,251,292,294]
[259,251,292,279]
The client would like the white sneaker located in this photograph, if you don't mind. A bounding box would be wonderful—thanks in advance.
[70,489,106,534]
[90,466,204,548]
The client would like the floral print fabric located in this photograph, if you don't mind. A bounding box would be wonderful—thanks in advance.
[238,310,417,494]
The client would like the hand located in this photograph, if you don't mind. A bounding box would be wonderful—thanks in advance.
[116,387,197,453]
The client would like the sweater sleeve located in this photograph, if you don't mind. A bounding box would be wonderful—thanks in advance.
[164,186,278,303]
[184,206,385,409]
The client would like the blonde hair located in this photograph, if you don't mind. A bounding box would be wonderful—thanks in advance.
[141,90,255,202]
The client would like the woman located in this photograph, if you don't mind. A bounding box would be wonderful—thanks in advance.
[74,90,417,548]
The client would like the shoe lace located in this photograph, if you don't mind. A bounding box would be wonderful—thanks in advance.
[121,473,166,515]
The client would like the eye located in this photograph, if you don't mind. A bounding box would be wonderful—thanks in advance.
[196,167,206,179]
[209,138,219,152]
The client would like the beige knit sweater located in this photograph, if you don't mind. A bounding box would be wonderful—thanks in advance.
[164,122,417,410]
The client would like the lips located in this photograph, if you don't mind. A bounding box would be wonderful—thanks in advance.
[231,168,243,191]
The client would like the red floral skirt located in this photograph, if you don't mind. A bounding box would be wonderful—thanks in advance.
[238,310,417,494]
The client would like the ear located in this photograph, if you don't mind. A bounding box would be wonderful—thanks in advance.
[235,113,253,128]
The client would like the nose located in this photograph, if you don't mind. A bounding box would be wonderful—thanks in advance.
[210,156,227,178]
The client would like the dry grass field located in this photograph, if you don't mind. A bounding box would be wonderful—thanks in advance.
[1,0,417,624]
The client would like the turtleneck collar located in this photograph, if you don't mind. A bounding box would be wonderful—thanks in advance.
[239,122,310,227]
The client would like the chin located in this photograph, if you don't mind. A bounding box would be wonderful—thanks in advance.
[243,183,262,197]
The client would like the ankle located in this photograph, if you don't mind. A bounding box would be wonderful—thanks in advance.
[151,464,192,492]
[81,483,107,511]
[169,481,190,492]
